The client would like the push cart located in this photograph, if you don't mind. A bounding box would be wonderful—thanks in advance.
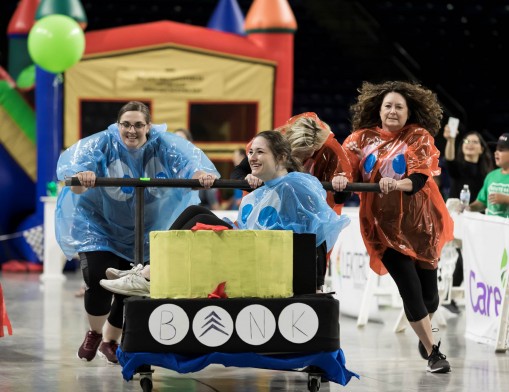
[66,178,377,391]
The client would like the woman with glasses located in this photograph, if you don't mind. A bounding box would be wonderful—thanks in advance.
[55,101,219,365]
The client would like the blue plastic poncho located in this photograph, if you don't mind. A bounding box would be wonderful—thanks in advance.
[236,172,350,251]
[55,123,219,261]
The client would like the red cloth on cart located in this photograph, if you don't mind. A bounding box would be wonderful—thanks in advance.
[0,282,13,337]
[208,281,228,299]
[191,222,230,232]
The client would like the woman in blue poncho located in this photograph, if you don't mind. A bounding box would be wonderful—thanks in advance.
[100,130,350,295]
[55,101,219,364]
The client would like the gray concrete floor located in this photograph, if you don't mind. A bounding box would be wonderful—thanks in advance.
[1,270,508,391]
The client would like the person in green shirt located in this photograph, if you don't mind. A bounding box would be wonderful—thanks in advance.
[468,133,509,217]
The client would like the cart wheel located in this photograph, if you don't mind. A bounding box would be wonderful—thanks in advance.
[140,375,153,392]
[307,375,321,392]
[138,365,154,392]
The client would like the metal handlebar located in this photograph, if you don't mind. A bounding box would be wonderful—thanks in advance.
[65,177,381,192]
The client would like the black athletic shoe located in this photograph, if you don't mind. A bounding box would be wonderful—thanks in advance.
[427,342,451,373]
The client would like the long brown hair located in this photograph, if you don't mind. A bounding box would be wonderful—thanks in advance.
[254,131,303,172]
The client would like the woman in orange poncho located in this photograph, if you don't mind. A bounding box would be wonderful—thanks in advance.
[332,81,453,374]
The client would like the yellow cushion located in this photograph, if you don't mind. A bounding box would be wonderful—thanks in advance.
[150,230,293,299]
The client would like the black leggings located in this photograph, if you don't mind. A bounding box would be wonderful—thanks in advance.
[169,205,232,230]
[79,251,132,328]
[172,205,326,288]
[381,248,439,322]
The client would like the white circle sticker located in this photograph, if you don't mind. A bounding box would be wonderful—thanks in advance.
[148,304,189,345]
[192,306,233,347]
[105,159,134,201]
[235,305,276,345]
[278,303,319,344]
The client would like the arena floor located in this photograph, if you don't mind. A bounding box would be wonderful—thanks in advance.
[1,270,508,392]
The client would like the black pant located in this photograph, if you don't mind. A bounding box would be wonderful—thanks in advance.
[79,251,131,328]
[170,205,232,230]
[381,248,439,322]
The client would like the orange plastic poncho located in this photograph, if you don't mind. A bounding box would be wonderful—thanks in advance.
[343,124,453,275]
[303,133,352,214]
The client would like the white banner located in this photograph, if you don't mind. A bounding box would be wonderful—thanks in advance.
[461,212,509,346]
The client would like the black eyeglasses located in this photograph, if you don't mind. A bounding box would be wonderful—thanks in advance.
[119,122,147,130]
[463,139,480,145]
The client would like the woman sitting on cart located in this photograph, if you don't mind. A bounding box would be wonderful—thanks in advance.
[55,101,219,365]
[231,112,353,286]
[232,112,353,214]
[101,130,351,296]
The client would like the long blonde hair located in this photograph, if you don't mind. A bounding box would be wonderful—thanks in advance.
[280,112,330,163]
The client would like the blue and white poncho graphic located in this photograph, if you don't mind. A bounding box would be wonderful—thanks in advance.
[236,172,350,251]
[55,123,219,262]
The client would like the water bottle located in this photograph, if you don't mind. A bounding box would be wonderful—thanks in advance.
[459,184,470,211]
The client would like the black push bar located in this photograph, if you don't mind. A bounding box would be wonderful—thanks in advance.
[65,177,381,192]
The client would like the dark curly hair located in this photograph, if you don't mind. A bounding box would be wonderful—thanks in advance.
[349,81,443,136]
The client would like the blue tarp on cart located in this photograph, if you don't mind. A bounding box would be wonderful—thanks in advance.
[117,348,359,386]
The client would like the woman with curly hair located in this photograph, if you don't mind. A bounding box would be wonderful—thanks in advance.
[332,81,454,373]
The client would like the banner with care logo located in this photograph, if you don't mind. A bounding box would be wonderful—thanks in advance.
[461,212,509,347]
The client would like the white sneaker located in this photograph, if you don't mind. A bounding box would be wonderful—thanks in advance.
[105,263,143,280]
[100,273,150,296]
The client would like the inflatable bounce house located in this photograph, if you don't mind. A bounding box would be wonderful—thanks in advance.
[0,0,297,266]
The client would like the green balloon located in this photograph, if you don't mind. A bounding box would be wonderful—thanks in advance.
[16,64,36,88]
[28,14,85,74]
